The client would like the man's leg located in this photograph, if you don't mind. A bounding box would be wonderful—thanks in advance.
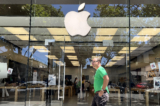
[91,94,97,106]
[97,93,109,106]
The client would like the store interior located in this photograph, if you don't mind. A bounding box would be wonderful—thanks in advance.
[1,2,160,106]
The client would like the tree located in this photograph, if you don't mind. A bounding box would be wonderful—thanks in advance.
[0,4,64,17]
[94,4,160,17]
[93,4,127,17]
[23,4,64,17]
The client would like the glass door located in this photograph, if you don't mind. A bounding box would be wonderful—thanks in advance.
[28,34,65,106]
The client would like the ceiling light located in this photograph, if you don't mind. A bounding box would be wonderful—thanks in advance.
[118,47,138,54]
[131,28,160,42]
[71,61,80,66]
[38,50,50,53]
[47,28,69,35]
[96,28,118,35]
[53,36,71,41]
[4,27,37,41]
[93,47,107,51]
[54,61,64,66]
[118,51,130,54]
[32,46,50,53]
[46,55,58,59]
[112,56,124,60]
[137,28,160,35]
[105,62,116,67]
[108,62,116,65]
[105,65,114,67]
[67,56,78,60]
[95,36,113,42]
[4,27,29,34]
[121,47,137,51]
[15,35,37,41]
[93,51,105,53]
[131,36,151,42]
[60,46,74,50]
[64,50,75,53]
[60,46,75,53]
[33,46,47,50]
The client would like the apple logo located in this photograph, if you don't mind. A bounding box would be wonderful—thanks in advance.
[64,3,91,36]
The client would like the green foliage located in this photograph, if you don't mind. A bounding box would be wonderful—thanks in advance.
[0,4,64,17]
[94,4,160,17]
[23,4,64,17]
[93,4,127,17]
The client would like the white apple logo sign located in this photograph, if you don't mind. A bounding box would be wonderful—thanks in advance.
[64,3,91,36]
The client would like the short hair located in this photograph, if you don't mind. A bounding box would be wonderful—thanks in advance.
[92,57,101,62]
[97,58,101,62]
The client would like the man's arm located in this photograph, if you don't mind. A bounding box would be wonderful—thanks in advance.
[98,75,109,97]
[102,75,109,90]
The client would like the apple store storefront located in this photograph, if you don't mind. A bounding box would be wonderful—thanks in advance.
[1,0,160,106]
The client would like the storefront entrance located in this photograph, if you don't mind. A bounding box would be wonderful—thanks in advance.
[0,0,132,105]
[2,0,160,106]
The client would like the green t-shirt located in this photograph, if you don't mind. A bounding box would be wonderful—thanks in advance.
[94,66,109,94]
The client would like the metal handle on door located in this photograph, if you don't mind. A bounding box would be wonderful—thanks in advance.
[58,62,65,100]
[62,62,65,100]
[58,62,60,100]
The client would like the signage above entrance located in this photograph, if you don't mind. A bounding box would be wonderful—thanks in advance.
[64,3,91,36]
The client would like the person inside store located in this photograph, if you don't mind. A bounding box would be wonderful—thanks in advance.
[76,79,81,94]
[0,78,9,97]
[84,80,90,91]
[130,80,135,88]
[43,75,48,84]
[91,57,109,106]
[4,75,17,86]
[118,77,126,101]
[74,77,78,95]
[67,79,72,86]
[86,81,91,91]
[0,75,18,98]
[43,75,54,100]
[82,75,85,92]
[65,77,69,86]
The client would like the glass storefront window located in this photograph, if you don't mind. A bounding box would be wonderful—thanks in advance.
[130,1,160,106]
[0,2,31,106]
[1,0,160,106]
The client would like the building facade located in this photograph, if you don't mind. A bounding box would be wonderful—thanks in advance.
[0,0,160,106]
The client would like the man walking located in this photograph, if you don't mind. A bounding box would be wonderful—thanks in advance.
[91,57,109,106]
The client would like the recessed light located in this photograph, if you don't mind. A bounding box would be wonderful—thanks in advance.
[96,28,118,35]
[46,55,58,59]
[67,56,78,60]
[47,28,68,35]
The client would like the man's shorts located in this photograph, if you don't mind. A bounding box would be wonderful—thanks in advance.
[91,92,109,106]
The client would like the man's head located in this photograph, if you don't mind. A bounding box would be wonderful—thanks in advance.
[92,57,101,69]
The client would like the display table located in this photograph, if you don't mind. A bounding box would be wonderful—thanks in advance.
[0,86,18,101]
[109,88,121,105]
[0,85,45,101]
[145,89,160,106]
[115,86,127,98]
[65,86,73,97]
[41,86,63,101]
[131,88,145,99]
[0,85,73,101]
